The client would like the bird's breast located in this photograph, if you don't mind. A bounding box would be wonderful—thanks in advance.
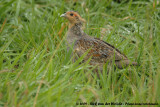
[67,31,81,45]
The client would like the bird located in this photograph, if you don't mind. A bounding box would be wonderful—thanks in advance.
[60,11,138,71]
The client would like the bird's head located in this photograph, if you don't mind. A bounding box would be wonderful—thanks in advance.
[60,11,86,25]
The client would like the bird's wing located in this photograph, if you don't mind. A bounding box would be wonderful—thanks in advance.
[74,37,128,63]
[94,38,128,60]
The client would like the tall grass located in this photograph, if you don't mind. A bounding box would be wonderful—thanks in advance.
[0,0,160,106]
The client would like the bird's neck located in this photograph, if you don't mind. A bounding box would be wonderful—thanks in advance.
[69,23,84,36]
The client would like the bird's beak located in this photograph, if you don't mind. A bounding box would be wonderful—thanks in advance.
[60,13,66,17]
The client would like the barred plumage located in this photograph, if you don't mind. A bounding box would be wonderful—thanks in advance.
[61,11,138,70]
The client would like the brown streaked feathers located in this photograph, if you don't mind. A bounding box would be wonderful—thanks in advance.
[61,11,138,70]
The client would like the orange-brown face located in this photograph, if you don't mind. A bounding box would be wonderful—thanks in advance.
[61,11,85,24]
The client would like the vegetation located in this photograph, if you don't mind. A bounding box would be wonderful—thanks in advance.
[0,0,160,106]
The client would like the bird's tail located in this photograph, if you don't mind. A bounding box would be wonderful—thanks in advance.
[115,60,139,69]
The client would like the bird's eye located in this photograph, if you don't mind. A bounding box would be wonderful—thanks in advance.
[70,13,73,16]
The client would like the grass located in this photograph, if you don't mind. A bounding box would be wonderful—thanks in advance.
[0,0,160,106]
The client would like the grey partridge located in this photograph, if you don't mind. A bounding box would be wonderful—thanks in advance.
[61,11,138,71]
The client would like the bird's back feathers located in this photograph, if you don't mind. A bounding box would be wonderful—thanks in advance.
[74,35,137,68]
